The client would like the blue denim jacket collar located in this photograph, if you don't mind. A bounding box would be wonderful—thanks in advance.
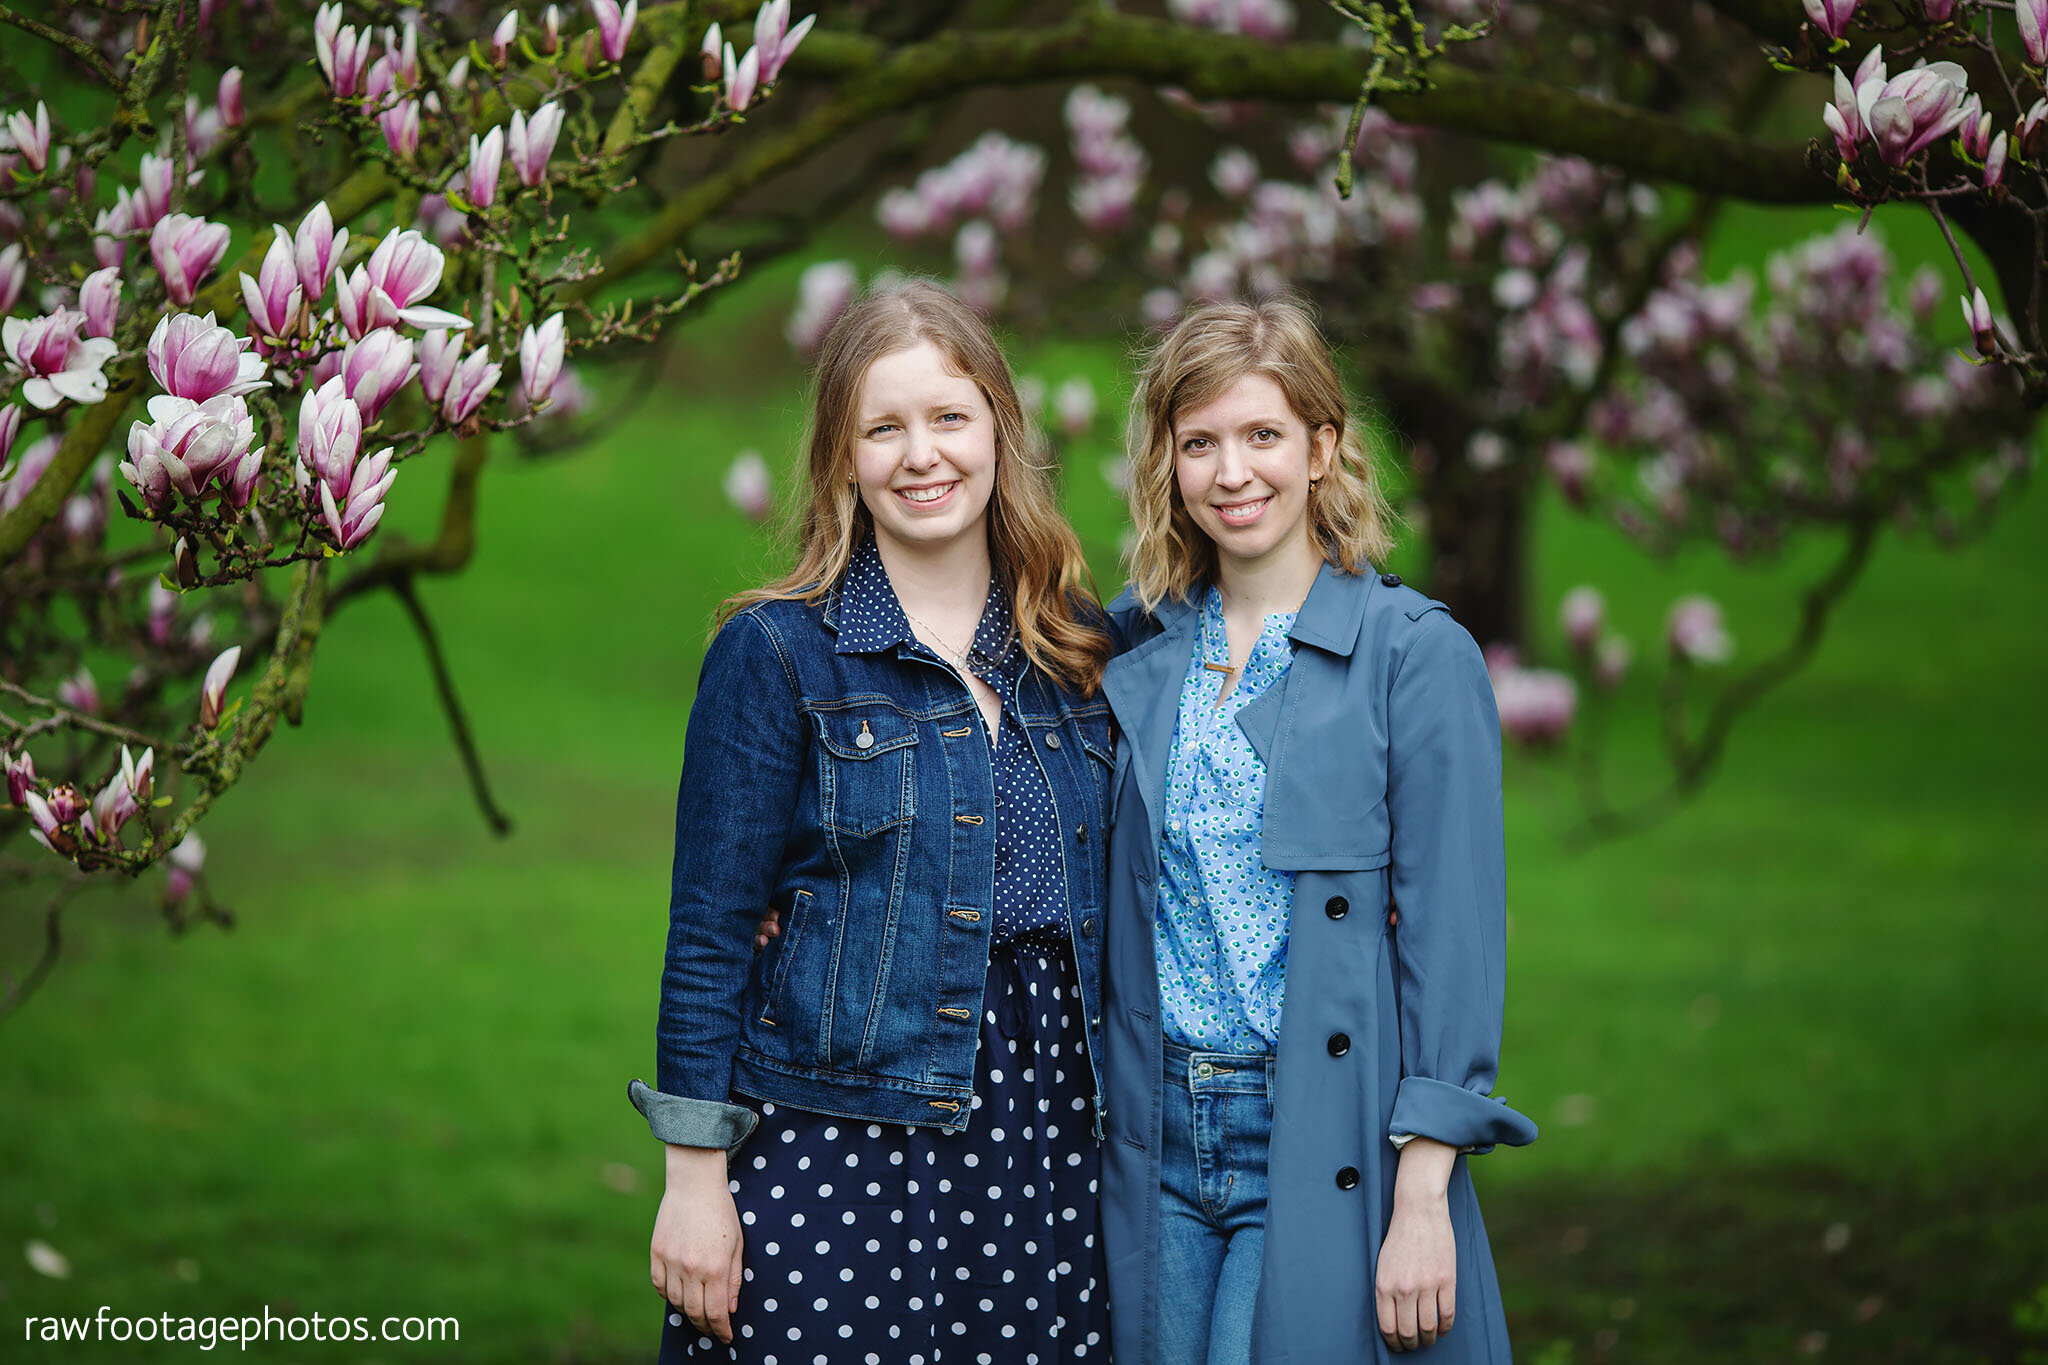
[830,533,1021,679]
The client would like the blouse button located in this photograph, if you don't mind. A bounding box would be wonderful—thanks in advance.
[1044,733,1062,750]
[1325,896,1349,920]
[1336,1166,1361,1190]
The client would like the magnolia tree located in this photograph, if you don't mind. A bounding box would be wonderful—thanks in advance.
[0,0,816,1012]
[781,0,2040,839]
[3,0,2044,1009]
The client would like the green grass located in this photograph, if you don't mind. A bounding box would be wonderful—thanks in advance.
[4,239,2047,1362]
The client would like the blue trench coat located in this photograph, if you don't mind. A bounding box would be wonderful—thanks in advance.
[1097,563,1539,1364]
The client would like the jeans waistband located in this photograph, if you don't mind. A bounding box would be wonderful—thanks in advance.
[1163,1036,1275,1097]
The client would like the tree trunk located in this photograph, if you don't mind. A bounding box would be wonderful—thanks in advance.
[1421,475,1530,652]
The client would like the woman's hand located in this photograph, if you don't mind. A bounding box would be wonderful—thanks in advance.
[650,1144,745,1343]
[754,906,781,951]
[1375,1136,1458,1352]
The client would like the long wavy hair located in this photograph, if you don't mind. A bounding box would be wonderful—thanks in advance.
[1124,295,1399,613]
[721,280,1110,695]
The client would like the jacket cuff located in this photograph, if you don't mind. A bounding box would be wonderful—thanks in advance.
[627,1079,759,1152]
[1388,1076,1538,1156]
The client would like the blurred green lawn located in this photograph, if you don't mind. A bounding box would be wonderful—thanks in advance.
[4,213,2046,1364]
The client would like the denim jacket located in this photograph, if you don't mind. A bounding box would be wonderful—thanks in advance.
[629,562,1115,1150]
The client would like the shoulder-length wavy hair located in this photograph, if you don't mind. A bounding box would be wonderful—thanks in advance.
[721,279,1110,695]
[1124,295,1399,613]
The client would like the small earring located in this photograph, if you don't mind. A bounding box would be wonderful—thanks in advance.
[1309,478,1320,494]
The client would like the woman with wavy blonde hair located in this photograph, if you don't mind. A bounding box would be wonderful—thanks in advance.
[1098,296,1537,1363]
[633,280,1115,1362]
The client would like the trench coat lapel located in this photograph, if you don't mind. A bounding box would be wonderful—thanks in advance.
[1236,563,1391,872]
[1102,594,1201,863]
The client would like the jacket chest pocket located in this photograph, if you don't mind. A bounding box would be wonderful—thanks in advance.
[815,706,918,838]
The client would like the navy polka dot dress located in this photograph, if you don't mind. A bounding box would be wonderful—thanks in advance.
[660,540,1108,1363]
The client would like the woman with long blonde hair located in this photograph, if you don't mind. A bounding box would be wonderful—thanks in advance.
[1097,296,1537,1363]
[630,280,1116,1362]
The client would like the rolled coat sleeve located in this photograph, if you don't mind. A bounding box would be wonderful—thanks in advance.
[1383,609,1539,1157]
[630,609,805,1151]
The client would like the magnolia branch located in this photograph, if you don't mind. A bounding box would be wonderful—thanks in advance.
[1565,516,1880,846]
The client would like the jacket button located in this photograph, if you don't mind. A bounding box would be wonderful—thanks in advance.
[1080,917,1097,939]
[1380,573,1402,587]
[1336,1166,1361,1190]
[1327,1032,1350,1057]
[1044,732,1061,750]
[1325,896,1349,920]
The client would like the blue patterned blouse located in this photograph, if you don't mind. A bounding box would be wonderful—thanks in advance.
[1156,583,1300,1053]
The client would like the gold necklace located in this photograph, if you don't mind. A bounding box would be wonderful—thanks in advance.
[901,605,977,670]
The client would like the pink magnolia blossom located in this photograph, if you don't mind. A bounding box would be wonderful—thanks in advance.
[724,450,773,521]
[2023,0,2048,66]
[57,664,100,715]
[199,646,240,729]
[1957,96,1991,160]
[1595,635,1632,690]
[86,763,141,845]
[127,154,175,235]
[5,748,34,807]
[700,22,724,80]
[518,312,566,408]
[79,267,121,339]
[1962,286,1995,354]
[1923,0,1956,19]
[25,788,78,856]
[316,3,375,97]
[4,101,50,173]
[296,376,364,503]
[752,0,816,83]
[319,444,397,549]
[492,10,520,64]
[466,126,505,209]
[1210,147,1259,199]
[340,328,417,422]
[785,261,857,355]
[1545,439,1592,504]
[0,242,23,314]
[218,68,244,127]
[417,328,462,405]
[0,403,21,469]
[89,199,130,270]
[3,310,118,409]
[1491,666,1577,747]
[1053,376,1096,438]
[1801,0,1860,41]
[724,42,761,111]
[0,434,57,515]
[1559,586,1604,654]
[149,213,233,307]
[167,832,206,901]
[588,0,637,62]
[543,3,561,53]
[335,228,470,337]
[508,101,564,187]
[294,202,349,303]
[1985,131,2008,189]
[378,98,421,160]
[124,393,263,509]
[1855,60,1971,168]
[148,312,268,402]
[440,345,501,424]
[240,229,306,350]
[147,582,178,647]
[1666,595,1733,665]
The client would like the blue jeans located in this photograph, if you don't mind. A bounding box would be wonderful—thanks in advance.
[1157,1037,1274,1365]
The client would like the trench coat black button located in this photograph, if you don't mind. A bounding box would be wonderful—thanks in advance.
[1044,732,1061,750]
[1080,917,1097,939]
[1380,573,1402,587]
[1336,1166,1361,1190]
[1327,1032,1351,1057]
[1076,825,1088,844]
[1325,895,1349,920]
